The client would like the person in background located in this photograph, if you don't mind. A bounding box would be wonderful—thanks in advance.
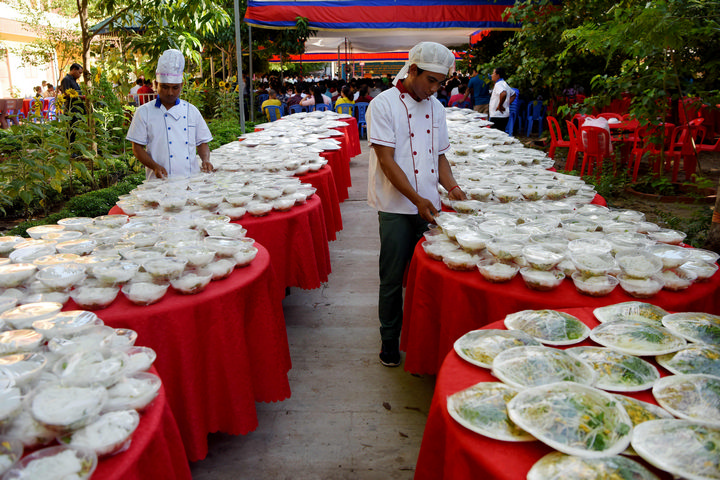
[489,67,516,132]
[129,78,143,105]
[334,85,355,112]
[369,79,384,98]
[468,68,491,114]
[59,63,85,149]
[261,89,282,120]
[126,49,213,179]
[137,79,155,105]
[32,86,42,98]
[355,84,373,104]
[449,85,471,108]
[300,86,331,108]
[367,42,466,367]
[43,84,55,98]
[286,85,303,107]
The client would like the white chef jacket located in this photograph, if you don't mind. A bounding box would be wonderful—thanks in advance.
[367,84,450,215]
[489,79,514,118]
[126,98,213,180]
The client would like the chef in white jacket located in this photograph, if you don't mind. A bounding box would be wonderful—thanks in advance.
[367,42,466,367]
[126,49,213,179]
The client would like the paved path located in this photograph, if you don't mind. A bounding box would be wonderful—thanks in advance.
[191,140,435,479]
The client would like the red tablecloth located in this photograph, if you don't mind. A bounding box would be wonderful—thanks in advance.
[95,371,191,480]
[401,241,720,375]
[239,195,331,293]
[414,307,674,480]
[295,165,342,240]
[64,244,291,462]
[320,149,350,202]
[339,116,362,158]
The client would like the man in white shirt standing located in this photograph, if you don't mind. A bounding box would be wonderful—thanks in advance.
[367,42,466,367]
[488,67,516,132]
[126,49,213,179]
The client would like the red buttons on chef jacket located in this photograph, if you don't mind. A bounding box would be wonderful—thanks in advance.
[431,169,435,173]
[415,170,419,174]
[427,129,430,134]
[411,133,414,137]
[401,95,405,99]
[408,114,412,118]
[426,114,429,118]
[413,151,417,156]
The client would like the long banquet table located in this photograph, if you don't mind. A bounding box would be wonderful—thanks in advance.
[64,244,291,462]
[414,307,674,480]
[94,372,192,479]
[400,242,720,375]
[295,165,342,240]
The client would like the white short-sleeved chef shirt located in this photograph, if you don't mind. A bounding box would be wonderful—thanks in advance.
[367,85,450,215]
[126,98,213,179]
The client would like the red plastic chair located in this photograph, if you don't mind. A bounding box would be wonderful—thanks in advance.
[565,120,582,171]
[579,125,614,179]
[628,124,673,182]
[572,114,593,130]
[546,116,570,159]
[664,123,705,181]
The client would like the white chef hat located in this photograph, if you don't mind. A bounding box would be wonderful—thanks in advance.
[156,49,185,84]
[393,42,455,86]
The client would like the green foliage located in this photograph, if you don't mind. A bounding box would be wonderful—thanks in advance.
[582,166,632,202]
[654,206,713,248]
[7,173,144,237]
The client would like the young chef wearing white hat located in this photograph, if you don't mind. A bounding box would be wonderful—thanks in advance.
[126,49,213,179]
[367,42,466,367]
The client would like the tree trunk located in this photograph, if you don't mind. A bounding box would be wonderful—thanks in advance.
[705,180,720,253]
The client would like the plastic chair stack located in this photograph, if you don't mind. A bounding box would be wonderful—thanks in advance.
[579,125,614,179]
[546,116,570,160]
[565,120,582,171]
[355,102,369,139]
[525,100,545,137]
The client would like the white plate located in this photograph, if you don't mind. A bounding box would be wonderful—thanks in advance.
[446,382,534,442]
[567,346,659,392]
[491,346,596,389]
[504,310,590,345]
[527,451,660,480]
[631,420,720,480]
[593,302,668,325]
[507,382,632,458]
[590,320,686,356]
[652,374,720,426]
[662,312,720,345]
[656,344,720,376]
[613,394,674,456]
[453,329,541,369]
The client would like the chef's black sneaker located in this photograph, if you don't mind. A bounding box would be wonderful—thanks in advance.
[379,340,401,367]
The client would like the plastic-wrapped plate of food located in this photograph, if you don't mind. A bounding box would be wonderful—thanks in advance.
[453,329,541,369]
[631,420,720,480]
[104,372,161,412]
[3,445,97,480]
[662,312,720,345]
[652,374,720,427]
[656,344,720,376]
[613,394,674,456]
[491,346,596,389]
[593,301,669,325]
[504,309,590,346]
[60,409,140,457]
[507,382,632,458]
[446,382,534,442]
[590,320,686,356]
[527,451,660,480]
[31,384,107,433]
[566,346,659,392]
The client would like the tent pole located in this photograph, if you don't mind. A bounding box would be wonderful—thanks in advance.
[249,25,254,122]
[233,0,246,133]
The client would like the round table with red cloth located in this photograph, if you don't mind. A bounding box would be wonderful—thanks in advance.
[338,116,362,158]
[295,166,342,241]
[64,244,291,462]
[320,149,350,202]
[238,195,331,293]
[400,241,720,375]
[94,370,191,479]
[414,307,676,480]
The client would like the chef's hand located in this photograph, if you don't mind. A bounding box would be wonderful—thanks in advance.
[415,197,439,223]
[153,165,168,179]
[201,160,214,173]
[448,186,467,201]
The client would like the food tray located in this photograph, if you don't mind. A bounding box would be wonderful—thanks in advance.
[453,329,541,369]
[491,346,596,388]
[590,320,686,356]
[567,346,659,392]
[504,309,590,346]
[652,374,720,427]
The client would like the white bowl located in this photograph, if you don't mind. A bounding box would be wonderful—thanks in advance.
[32,254,81,269]
[477,259,519,283]
[246,201,273,217]
[69,286,119,310]
[142,257,187,282]
[0,329,44,355]
[660,268,696,291]
[170,271,213,294]
[63,409,139,457]
[170,247,216,267]
[519,268,565,291]
[121,282,169,306]
[52,349,129,388]
[197,258,236,280]
[34,264,86,290]
[204,236,245,257]
[92,261,140,285]
[0,237,25,255]
[93,215,128,228]
[3,445,97,479]
[616,251,663,278]
[273,197,296,212]
[648,244,692,269]
[25,225,65,240]
[0,302,63,329]
[0,297,18,315]
[40,231,83,242]
[9,245,56,264]
[123,346,157,375]
[617,273,664,298]
[123,231,159,248]
[32,310,102,338]
[570,251,616,277]
[648,228,686,245]
[522,245,565,271]
[104,372,161,412]
[233,246,258,267]
[679,261,718,282]
[571,272,619,297]
[204,223,247,239]
[31,384,107,433]
[0,263,37,288]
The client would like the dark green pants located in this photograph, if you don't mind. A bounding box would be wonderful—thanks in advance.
[378,211,430,343]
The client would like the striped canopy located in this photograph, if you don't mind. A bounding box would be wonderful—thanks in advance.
[244,0,520,53]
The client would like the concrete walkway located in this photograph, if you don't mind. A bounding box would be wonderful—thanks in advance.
[190,141,435,479]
